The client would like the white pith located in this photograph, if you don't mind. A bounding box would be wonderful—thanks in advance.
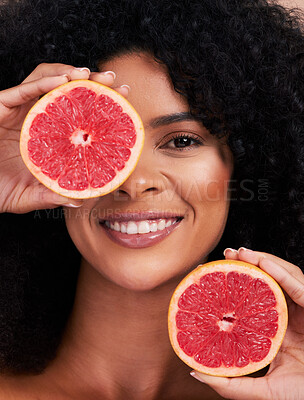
[104,218,177,234]
[70,129,92,146]
[218,313,236,332]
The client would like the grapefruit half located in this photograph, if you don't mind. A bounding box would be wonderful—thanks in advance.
[20,80,144,198]
[168,260,288,377]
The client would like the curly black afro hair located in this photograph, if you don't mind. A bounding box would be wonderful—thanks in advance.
[0,0,303,374]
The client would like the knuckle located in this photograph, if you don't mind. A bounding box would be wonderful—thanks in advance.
[68,67,76,75]
[50,62,73,71]
[29,63,48,79]
[290,284,304,302]
[0,99,7,114]
[33,62,54,74]
[292,265,304,280]
[52,62,74,71]
[35,62,47,72]
[17,85,31,103]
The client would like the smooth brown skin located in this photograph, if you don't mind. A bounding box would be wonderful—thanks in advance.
[0,52,303,400]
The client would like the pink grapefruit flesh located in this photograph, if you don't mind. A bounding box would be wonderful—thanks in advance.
[20,80,144,198]
[168,260,288,377]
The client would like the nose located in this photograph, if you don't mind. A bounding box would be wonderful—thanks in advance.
[114,147,166,200]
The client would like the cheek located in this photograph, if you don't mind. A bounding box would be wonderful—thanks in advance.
[177,151,232,204]
[202,168,231,202]
[63,204,98,258]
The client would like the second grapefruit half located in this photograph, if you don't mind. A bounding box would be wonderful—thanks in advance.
[20,80,144,198]
[168,260,288,377]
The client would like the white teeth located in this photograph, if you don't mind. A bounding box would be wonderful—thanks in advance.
[126,221,138,235]
[103,217,179,235]
[150,222,158,232]
[138,221,150,234]
[165,220,172,228]
[157,219,166,230]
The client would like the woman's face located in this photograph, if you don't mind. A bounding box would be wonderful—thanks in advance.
[65,52,233,291]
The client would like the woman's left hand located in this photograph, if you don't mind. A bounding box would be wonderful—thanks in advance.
[191,248,304,400]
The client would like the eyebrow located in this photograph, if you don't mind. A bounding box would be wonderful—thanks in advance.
[149,112,199,128]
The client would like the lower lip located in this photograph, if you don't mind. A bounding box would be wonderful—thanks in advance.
[99,219,182,248]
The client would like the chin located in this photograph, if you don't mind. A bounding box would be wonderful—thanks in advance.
[107,272,175,292]
[95,257,200,293]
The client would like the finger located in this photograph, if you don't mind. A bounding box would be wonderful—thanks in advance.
[223,247,239,260]
[237,248,304,282]
[115,84,131,98]
[237,247,267,267]
[89,71,130,97]
[23,63,90,83]
[14,185,83,213]
[37,187,84,210]
[190,371,271,400]
[259,257,304,307]
[0,75,70,108]
[89,71,116,86]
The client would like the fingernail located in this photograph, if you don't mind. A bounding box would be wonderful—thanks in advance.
[120,84,131,91]
[103,70,116,79]
[223,248,238,256]
[238,247,253,253]
[64,203,83,208]
[61,74,71,81]
[190,371,205,383]
[75,67,91,73]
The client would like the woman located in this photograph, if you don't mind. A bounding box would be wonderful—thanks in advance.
[0,0,303,399]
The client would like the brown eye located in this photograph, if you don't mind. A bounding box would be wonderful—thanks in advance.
[157,132,204,153]
[165,134,202,149]
[173,137,194,148]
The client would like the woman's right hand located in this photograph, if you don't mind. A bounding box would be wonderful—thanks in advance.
[0,63,119,214]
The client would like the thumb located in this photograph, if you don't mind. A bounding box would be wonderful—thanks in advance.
[17,185,83,213]
[38,187,84,210]
[190,371,271,400]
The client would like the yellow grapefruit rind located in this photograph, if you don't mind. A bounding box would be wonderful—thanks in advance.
[168,260,288,377]
[20,80,145,199]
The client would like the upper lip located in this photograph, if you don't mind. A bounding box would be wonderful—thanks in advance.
[99,211,184,222]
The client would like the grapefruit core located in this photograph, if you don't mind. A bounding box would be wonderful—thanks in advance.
[20,80,145,199]
[168,260,288,377]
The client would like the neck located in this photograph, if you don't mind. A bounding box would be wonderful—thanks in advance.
[46,258,186,400]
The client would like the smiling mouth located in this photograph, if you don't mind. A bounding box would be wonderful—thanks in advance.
[99,215,183,248]
[103,217,182,234]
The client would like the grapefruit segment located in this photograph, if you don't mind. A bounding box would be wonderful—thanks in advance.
[20,80,144,199]
[168,260,288,377]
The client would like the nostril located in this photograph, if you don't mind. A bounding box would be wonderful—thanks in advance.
[115,186,157,197]
[115,189,129,196]
[113,179,162,200]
